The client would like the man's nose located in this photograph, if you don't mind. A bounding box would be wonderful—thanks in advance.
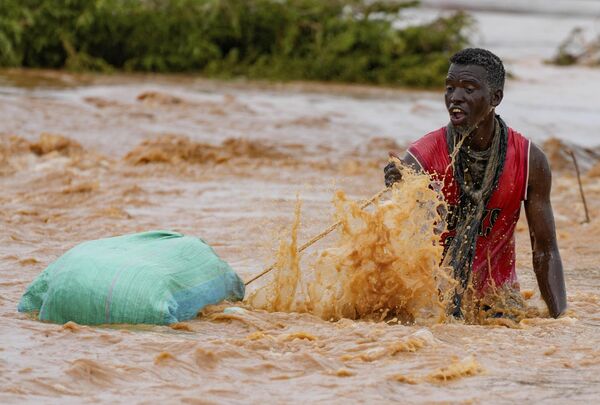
[450,88,465,103]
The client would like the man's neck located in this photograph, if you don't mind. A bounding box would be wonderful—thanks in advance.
[463,111,496,152]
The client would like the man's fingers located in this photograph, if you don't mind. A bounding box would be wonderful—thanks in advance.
[385,176,398,187]
[383,162,397,174]
[384,163,401,176]
[385,174,401,187]
[384,151,403,187]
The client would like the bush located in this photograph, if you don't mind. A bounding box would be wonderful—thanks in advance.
[549,27,600,67]
[0,0,472,87]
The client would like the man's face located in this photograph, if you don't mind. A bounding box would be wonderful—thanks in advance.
[444,64,498,131]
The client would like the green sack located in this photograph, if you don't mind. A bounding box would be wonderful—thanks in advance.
[18,230,245,325]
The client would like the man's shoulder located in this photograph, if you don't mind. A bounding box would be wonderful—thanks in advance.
[529,142,550,170]
[507,126,528,141]
[506,126,534,164]
[524,142,552,201]
[407,127,448,171]
[410,126,447,149]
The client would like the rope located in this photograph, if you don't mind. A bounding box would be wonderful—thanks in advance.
[445,115,508,317]
[244,187,389,286]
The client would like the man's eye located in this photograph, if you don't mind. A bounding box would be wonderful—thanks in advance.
[465,87,474,94]
[446,86,454,92]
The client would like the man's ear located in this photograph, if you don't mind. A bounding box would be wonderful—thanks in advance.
[491,88,503,107]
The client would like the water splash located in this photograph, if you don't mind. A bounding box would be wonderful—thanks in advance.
[248,170,455,324]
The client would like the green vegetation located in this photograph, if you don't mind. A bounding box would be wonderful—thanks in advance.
[0,0,472,87]
[550,28,600,67]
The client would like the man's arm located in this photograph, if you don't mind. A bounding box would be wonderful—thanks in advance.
[524,143,567,318]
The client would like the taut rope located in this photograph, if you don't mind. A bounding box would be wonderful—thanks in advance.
[244,187,389,286]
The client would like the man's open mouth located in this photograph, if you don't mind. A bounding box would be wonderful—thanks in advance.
[449,107,467,125]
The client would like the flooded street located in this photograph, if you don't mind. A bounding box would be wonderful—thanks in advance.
[2,6,600,404]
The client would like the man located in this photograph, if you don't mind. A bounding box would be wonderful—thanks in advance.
[384,48,567,319]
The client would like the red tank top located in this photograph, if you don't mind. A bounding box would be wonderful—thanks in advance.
[407,126,531,293]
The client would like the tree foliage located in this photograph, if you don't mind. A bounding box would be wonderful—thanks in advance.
[0,0,471,87]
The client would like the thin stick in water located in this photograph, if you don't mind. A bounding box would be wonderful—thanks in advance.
[568,149,590,224]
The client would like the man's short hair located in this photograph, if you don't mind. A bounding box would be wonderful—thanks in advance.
[450,48,505,93]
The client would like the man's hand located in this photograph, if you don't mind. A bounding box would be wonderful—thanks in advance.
[384,151,403,187]
[384,150,423,186]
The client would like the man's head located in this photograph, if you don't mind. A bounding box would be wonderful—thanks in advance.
[445,48,505,131]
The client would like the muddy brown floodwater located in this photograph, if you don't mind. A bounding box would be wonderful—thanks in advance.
[0,66,599,404]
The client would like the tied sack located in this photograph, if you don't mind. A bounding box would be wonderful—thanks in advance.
[18,230,245,325]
